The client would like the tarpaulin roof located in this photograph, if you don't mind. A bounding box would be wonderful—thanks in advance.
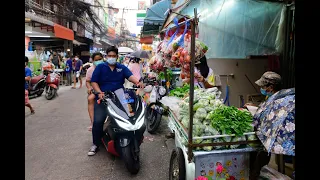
[161,0,191,30]
[161,0,284,59]
[141,0,172,36]
[144,0,171,25]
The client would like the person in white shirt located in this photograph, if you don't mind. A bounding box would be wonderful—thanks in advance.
[182,55,216,89]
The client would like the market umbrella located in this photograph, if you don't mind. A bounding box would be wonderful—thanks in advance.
[118,47,134,54]
[253,88,295,156]
[130,50,150,59]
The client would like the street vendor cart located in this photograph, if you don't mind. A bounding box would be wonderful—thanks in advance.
[168,109,260,180]
[161,8,262,180]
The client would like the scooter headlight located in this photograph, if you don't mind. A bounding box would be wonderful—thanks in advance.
[144,85,153,93]
[50,76,55,82]
[159,86,166,96]
[107,104,145,131]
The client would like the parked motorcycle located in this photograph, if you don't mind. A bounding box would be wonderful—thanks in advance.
[143,77,167,134]
[97,88,146,174]
[28,69,46,97]
[44,70,60,100]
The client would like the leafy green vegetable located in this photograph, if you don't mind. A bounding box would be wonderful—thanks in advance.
[209,106,253,137]
[193,102,203,111]
[169,84,190,98]
[204,126,220,136]
[158,71,165,80]
[196,108,207,121]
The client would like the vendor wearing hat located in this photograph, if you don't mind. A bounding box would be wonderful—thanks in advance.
[247,71,283,178]
[248,72,295,179]
[255,71,282,98]
[245,71,282,108]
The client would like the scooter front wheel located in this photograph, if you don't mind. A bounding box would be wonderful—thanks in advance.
[45,88,56,100]
[121,144,140,174]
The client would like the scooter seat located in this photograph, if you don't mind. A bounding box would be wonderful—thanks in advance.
[30,75,44,85]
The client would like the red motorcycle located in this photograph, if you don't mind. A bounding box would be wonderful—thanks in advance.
[44,70,60,100]
[28,70,46,97]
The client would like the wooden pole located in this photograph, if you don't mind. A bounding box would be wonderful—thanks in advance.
[188,8,197,162]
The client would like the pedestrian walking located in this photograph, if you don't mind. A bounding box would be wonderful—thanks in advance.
[65,55,74,86]
[72,55,83,89]
[25,56,35,114]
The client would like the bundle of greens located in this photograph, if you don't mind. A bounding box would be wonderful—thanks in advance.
[207,106,254,137]
[169,84,190,98]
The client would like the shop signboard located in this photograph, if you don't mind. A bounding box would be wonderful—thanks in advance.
[137,13,146,27]
[138,1,147,10]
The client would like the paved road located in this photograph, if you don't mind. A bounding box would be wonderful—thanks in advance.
[25,81,175,180]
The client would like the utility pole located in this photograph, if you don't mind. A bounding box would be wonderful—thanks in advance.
[120,7,125,38]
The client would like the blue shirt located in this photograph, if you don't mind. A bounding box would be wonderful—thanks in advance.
[91,62,133,92]
[25,67,32,90]
[65,59,73,73]
[75,59,83,71]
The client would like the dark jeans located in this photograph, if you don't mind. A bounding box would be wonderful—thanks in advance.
[92,101,108,146]
[66,72,72,85]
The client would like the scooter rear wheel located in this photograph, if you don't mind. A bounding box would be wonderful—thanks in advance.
[146,105,162,134]
[121,144,140,174]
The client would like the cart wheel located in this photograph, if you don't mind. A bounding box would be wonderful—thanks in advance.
[169,148,186,180]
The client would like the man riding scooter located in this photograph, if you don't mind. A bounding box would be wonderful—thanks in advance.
[89,46,144,156]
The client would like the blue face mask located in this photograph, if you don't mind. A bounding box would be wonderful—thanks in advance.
[107,58,117,65]
[93,60,103,66]
[260,88,273,97]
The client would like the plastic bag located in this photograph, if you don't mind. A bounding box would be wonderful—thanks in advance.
[194,108,207,120]
[150,54,164,72]
[259,165,292,180]
[204,126,220,136]
[160,96,182,114]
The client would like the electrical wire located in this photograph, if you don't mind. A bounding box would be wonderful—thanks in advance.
[25,0,137,44]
